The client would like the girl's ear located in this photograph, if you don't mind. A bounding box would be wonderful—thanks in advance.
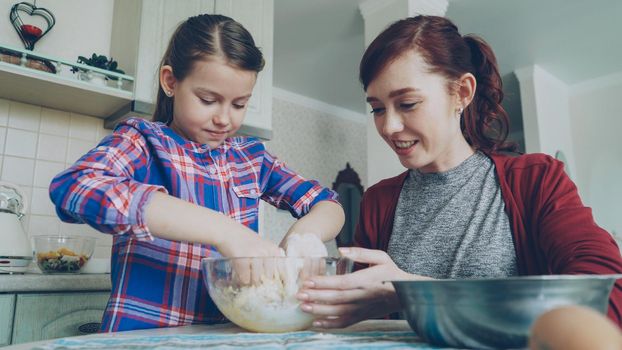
[160,65,177,96]
[456,72,476,110]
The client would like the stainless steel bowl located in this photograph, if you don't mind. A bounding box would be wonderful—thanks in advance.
[392,275,621,349]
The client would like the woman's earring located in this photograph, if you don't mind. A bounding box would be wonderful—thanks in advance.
[165,90,173,97]
[457,107,464,117]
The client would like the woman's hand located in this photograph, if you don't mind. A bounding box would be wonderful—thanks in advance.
[296,247,430,328]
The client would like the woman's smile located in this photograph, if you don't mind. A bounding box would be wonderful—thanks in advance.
[392,140,419,155]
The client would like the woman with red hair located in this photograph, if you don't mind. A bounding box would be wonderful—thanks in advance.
[296,15,622,330]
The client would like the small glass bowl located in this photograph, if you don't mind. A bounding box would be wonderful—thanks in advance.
[33,235,96,274]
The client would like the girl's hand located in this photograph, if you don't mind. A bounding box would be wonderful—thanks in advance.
[216,225,283,258]
[215,226,285,285]
[296,247,430,328]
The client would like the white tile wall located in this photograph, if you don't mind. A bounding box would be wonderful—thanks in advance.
[5,129,38,158]
[0,99,9,126]
[40,108,70,136]
[0,98,112,258]
[8,102,41,131]
[69,113,100,141]
[66,138,97,164]
[37,134,68,162]
[1,156,35,185]
[0,127,6,154]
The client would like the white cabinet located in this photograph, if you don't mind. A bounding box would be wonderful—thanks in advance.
[110,0,273,139]
[11,292,109,344]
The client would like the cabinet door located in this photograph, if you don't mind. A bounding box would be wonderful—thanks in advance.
[0,294,15,346]
[216,0,274,139]
[11,292,109,344]
[112,0,216,104]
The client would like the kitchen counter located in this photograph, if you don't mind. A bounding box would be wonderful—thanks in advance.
[1,320,445,350]
[0,273,111,293]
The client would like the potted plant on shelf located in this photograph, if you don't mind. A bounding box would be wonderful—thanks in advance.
[71,53,125,87]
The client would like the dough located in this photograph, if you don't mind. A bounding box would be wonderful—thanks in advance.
[284,233,328,257]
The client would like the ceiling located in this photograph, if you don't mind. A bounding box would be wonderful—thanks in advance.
[273,0,622,118]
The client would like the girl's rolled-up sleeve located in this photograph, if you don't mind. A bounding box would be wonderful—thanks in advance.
[49,125,167,241]
[259,149,339,218]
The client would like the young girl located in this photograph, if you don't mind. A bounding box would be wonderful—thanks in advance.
[49,14,344,332]
[297,15,622,330]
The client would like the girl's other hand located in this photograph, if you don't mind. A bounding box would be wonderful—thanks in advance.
[215,225,284,285]
[216,225,283,258]
[297,247,429,328]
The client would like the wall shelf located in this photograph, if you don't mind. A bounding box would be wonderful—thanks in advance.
[0,44,134,119]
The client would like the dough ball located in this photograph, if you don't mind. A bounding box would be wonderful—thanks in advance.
[284,233,328,257]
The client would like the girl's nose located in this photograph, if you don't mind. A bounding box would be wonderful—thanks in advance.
[212,107,231,126]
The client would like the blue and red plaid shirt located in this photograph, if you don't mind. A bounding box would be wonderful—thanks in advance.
[49,118,338,332]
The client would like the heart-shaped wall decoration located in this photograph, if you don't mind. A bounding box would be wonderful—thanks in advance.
[10,2,56,51]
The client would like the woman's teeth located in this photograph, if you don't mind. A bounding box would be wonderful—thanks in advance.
[394,140,416,149]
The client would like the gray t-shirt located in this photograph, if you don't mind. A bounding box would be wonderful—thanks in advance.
[387,151,518,279]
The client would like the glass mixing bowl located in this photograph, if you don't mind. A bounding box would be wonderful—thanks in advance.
[202,256,352,332]
[33,235,96,274]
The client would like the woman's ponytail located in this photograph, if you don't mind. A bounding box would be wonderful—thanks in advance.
[462,35,516,153]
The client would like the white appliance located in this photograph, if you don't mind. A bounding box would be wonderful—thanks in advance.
[0,182,32,273]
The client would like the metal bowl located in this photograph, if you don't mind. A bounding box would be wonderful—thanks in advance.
[392,275,621,349]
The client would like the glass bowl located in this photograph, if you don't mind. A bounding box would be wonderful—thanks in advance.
[201,256,352,332]
[33,235,96,274]
[392,274,622,349]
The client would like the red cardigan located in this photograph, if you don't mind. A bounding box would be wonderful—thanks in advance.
[355,152,622,327]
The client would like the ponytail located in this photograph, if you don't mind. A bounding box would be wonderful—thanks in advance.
[462,35,516,153]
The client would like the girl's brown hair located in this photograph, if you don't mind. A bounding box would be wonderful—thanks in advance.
[153,14,265,124]
[360,15,515,153]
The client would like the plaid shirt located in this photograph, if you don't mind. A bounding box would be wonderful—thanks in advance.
[49,118,338,332]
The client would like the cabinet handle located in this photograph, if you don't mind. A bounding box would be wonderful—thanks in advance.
[78,322,101,334]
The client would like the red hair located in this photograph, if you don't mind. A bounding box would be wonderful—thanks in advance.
[360,16,516,153]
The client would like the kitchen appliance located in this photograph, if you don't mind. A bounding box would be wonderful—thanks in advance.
[0,181,32,273]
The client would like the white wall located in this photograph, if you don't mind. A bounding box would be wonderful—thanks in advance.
[515,65,576,177]
[569,73,622,237]
[264,90,367,254]
[516,65,622,237]
[0,0,114,62]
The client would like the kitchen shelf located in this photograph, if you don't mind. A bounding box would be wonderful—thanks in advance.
[0,44,135,120]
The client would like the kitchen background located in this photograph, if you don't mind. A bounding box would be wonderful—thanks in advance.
[0,0,620,264]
